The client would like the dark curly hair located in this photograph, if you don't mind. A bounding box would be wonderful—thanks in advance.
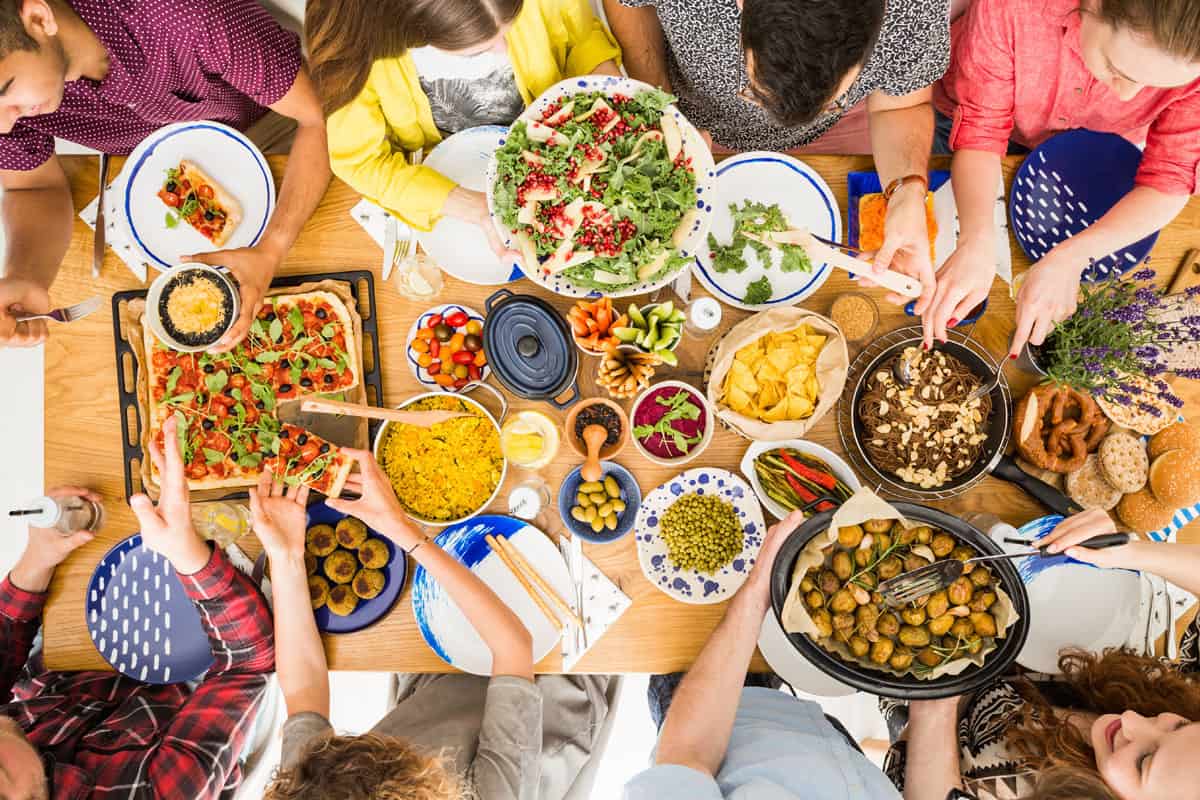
[740,0,885,127]
[0,0,37,61]
[263,732,467,800]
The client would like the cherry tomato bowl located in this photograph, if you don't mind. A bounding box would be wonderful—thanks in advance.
[404,304,489,393]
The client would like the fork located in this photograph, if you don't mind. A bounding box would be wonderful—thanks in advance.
[14,296,103,324]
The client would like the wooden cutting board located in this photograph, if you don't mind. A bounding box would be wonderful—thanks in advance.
[1168,249,1200,295]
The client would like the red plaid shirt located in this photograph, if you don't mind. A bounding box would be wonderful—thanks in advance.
[0,547,275,800]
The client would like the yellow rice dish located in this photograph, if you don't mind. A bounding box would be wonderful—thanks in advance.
[379,395,504,522]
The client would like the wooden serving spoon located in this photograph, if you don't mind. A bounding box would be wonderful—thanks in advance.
[298,398,471,428]
[580,424,608,482]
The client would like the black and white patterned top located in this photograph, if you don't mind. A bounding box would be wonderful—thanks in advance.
[881,615,1200,800]
[618,0,951,151]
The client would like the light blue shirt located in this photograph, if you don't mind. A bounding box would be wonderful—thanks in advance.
[624,688,901,800]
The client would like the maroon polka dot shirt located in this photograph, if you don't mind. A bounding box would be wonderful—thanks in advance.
[0,0,301,171]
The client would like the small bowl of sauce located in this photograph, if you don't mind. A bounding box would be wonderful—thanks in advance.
[146,265,239,352]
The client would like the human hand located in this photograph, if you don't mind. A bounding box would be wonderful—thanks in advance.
[0,277,51,348]
[249,467,310,559]
[446,187,521,265]
[181,246,279,352]
[866,184,936,311]
[745,509,806,599]
[9,487,100,592]
[1009,249,1084,358]
[129,415,210,574]
[1038,508,1145,569]
[326,449,423,551]
[922,238,995,349]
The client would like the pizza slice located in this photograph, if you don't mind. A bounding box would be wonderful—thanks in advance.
[158,159,243,247]
[264,423,353,497]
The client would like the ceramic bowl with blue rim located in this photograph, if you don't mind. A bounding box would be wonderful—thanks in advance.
[411,515,571,675]
[634,467,766,604]
[86,534,212,684]
[485,75,717,298]
[1009,130,1157,281]
[557,460,642,543]
[404,303,488,392]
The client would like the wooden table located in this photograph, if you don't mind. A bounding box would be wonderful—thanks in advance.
[42,154,1200,673]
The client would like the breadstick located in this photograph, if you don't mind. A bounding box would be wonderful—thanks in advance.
[485,534,561,632]
[495,535,585,630]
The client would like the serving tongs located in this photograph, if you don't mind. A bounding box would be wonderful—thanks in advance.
[877,532,1131,607]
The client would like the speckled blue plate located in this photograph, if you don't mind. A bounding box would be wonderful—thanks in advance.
[634,467,766,604]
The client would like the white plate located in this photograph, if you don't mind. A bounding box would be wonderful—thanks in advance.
[486,75,717,298]
[758,609,854,697]
[1007,515,1143,675]
[635,467,766,604]
[419,126,524,285]
[411,515,570,675]
[693,152,839,309]
[120,122,275,271]
[739,440,861,520]
[404,303,488,392]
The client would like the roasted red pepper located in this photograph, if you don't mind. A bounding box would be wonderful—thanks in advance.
[781,452,837,491]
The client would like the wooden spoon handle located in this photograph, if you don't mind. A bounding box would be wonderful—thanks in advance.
[299,398,467,426]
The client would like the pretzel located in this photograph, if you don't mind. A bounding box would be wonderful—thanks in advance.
[1015,385,1106,473]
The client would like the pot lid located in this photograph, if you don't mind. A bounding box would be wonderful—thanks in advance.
[483,291,577,399]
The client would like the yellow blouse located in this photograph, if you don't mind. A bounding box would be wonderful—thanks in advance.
[326,0,621,231]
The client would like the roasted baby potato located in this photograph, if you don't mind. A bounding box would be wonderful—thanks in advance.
[830,588,858,614]
[806,590,825,610]
[926,590,950,619]
[889,646,915,671]
[900,606,927,626]
[947,577,974,606]
[914,525,933,544]
[970,566,993,588]
[838,525,865,548]
[904,552,931,573]
[950,619,976,638]
[812,609,834,638]
[917,648,942,668]
[819,569,841,595]
[877,612,900,637]
[969,612,998,637]
[849,635,871,657]
[928,614,955,637]
[898,625,931,648]
[864,518,893,534]
[870,638,895,664]
[877,555,903,580]
[931,532,956,557]
[832,550,853,580]
[970,590,997,612]
[854,548,873,568]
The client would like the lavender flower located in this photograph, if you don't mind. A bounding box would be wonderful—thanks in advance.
[1114,394,1133,407]
[1133,268,1157,281]
[1166,392,1185,409]
[1136,347,1160,360]
[1187,285,1200,299]
[1137,402,1163,418]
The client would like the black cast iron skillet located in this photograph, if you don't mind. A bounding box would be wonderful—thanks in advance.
[850,337,1081,516]
[769,503,1032,700]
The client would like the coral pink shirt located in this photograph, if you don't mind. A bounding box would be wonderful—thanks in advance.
[934,0,1200,195]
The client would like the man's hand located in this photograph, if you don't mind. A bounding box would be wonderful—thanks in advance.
[1009,249,1084,358]
[9,487,99,592]
[0,277,51,348]
[249,467,309,559]
[869,184,936,312]
[744,509,807,600]
[922,237,995,348]
[181,246,279,352]
[326,449,423,551]
[129,415,210,574]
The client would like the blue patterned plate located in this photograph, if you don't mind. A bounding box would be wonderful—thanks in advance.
[635,467,766,604]
[403,303,488,392]
[307,502,407,634]
[86,534,212,684]
[411,515,571,674]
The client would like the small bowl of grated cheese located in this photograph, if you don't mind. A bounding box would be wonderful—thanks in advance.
[146,265,239,352]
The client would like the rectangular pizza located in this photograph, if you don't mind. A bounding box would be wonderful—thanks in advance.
[143,290,360,495]
[158,159,243,247]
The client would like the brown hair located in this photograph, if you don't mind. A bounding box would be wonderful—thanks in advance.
[305,0,524,116]
[1007,648,1200,800]
[1092,0,1200,62]
[0,0,37,60]
[263,732,468,800]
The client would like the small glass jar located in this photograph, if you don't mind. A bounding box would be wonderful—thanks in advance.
[684,297,722,337]
[394,252,445,300]
[508,478,552,522]
[829,292,879,344]
[190,501,252,543]
[19,495,105,535]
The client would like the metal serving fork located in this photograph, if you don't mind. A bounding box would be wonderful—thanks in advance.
[14,296,103,325]
[877,532,1130,607]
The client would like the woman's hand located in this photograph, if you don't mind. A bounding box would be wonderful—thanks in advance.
[326,449,424,551]
[129,415,211,575]
[922,237,995,348]
[1009,248,1084,358]
[249,468,309,560]
[1039,508,1147,570]
[443,187,521,264]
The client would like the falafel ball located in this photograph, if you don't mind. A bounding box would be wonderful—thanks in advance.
[305,524,337,556]
[327,583,359,616]
[307,576,330,610]
[352,568,386,600]
[324,549,358,584]
[358,537,390,569]
[335,516,369,549]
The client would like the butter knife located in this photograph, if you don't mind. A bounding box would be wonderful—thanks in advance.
[381,214,398,281]
[570,533,589,651]
[92,154,110,278]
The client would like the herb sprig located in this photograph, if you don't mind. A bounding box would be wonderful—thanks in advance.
[634,389,704,454]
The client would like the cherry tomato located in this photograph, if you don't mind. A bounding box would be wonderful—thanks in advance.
[417,353,433,368]
[465,319,483,336]
[197,184,215,200]
[453,377,470,389]
[474,351,488,367]
[426,314,443,329]
[468,364,482,381]
[426,360,442,376]
[434,373,456,387]
[429,340,440,358]
[452,350,475,365]
[411,338,429,354]
[445,311,469,328]
[160,191,181,208]
[186,464,209,480]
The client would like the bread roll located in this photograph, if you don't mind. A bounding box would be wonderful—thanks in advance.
[1148,422,1200,461]
[1148,449,1200,508]
[1117,488,1177,532]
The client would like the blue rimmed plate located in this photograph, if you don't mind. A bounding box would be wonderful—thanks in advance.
[411,515,571,674]
[693,152,839,309]
[404,303,488,392]
[1009,130,1157,281]
[306,502,406,634]
[634,467,766,604]
[86,534,211,684]
[120,121,275,271]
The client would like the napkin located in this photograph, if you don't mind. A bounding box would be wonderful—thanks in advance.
[351,198,413,251]
[931,177,1013,285]
[79,182,149,282]
[1126,573,1195,659]
[559,541,632,672]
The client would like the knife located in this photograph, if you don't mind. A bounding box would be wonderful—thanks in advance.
[570,533,588,651]
[381,214,398,281]
[93,154,110,278]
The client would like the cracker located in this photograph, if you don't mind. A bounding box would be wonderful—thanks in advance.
[1065,454,1122,511]
[1097,432,1149,494]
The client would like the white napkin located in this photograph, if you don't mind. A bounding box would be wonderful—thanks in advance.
[351,198,413,251]
[79,181,149,282]
[561,546,632,672]
[1126,573,1195,659]
[931,177,1014,285]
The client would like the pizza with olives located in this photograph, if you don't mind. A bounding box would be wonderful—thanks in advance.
[143,290,359,494]
[158,159,243,247]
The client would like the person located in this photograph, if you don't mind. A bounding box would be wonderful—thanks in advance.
[624,509,901,799]
[887,508,1200,800]
[0,414,275,800]
[603,0,950,309]
[258,448,613,800]
[0,0,331,350]
[926,0,1200,353]
[305,0,621,259]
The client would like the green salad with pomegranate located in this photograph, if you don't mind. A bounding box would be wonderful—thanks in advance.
[492,89,700,292]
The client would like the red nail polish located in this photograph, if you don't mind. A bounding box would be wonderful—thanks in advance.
[1009,353,1018,360]
[922,342,929,351]
[947,318,959,327]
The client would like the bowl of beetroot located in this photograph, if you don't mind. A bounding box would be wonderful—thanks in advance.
[630,380,713,466]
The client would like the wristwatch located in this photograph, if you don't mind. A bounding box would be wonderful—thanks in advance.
[882,173,929,201]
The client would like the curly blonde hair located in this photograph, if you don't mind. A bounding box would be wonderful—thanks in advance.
[264,733,468,800]
[1009,648,1200,800]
